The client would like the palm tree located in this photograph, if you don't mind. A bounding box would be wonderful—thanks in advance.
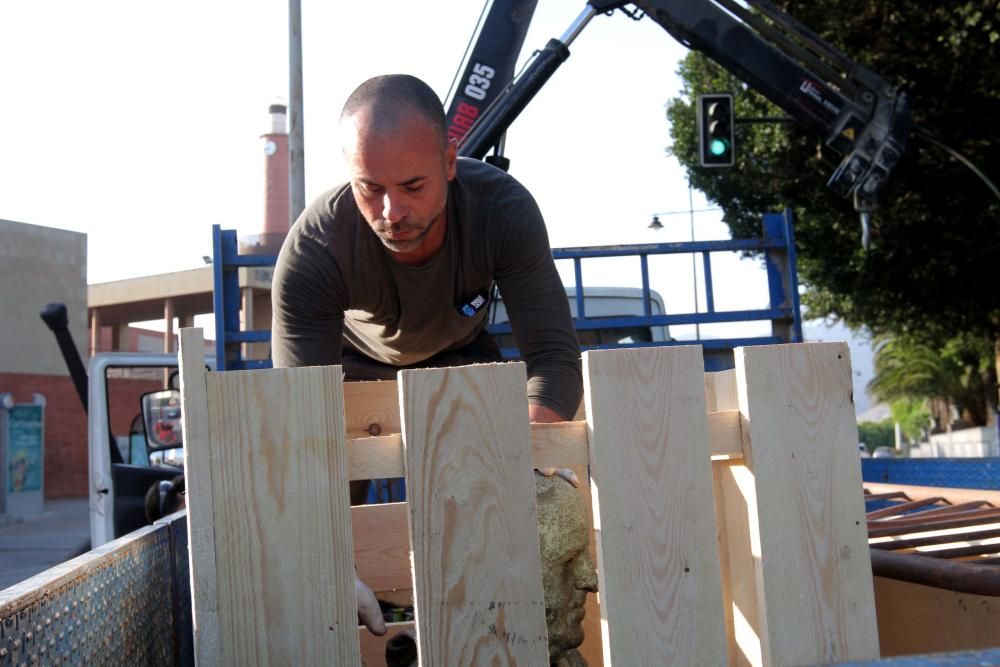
[868,335,992,428]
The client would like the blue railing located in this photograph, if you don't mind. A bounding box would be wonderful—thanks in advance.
[212,209,802,372]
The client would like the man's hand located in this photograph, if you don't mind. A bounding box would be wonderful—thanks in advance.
[529,403,580,487]
[535,467,580,487]
[356,570,386,636]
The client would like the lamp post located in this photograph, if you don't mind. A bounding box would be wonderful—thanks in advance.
[648,184,710,340]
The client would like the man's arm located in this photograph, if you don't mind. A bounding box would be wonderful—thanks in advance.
[271,227,347,368]
[492,181,583,421]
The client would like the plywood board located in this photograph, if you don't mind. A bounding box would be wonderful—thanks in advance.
[707,368,762,666]
[584,346,727,666]
[353,502,411,593]
[343,414,740,482]
[705,369,738,412]
[344,380,400,438]
[712,460,763,667]
[178,328,221,665]
[399,362,549,665]
[187,357,360,666]
[735,343,878,665]
[873,577,1000,656]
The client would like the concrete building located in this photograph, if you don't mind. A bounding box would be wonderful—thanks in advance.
[0,219,89,497]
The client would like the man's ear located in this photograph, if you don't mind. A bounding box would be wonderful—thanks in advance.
[445,138,458,181]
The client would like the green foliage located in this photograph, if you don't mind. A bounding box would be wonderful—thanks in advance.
[666,0,1000,345]
[857,419,895,450]
[868,333,994,425]
[889,397,932,442]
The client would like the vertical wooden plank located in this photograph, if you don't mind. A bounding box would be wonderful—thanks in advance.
[178,328,221,665]
[399,362,549,666]
[584,346,727,666]
[712,460,763,667]
[706,369,762,667]
[735,342,878,665]
[706,369,738,414]
[203,365,360,666]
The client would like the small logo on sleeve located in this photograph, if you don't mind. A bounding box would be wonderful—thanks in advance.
[457,291,489,317]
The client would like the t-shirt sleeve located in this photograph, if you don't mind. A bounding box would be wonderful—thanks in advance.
[493,184,582,420]
[270,219,347,369]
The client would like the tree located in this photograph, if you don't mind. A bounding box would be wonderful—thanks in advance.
[666,1,1000,348]
[867,333,993,426]
[889,397,932,443]
[857,420,894,451]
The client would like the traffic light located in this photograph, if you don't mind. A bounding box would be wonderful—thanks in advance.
[697,93,735,167]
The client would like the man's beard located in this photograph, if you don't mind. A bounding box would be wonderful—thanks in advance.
[372,199,446,254]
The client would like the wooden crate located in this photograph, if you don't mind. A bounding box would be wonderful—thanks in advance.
[178,329,878,666]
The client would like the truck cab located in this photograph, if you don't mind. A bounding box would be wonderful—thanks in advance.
[489,286,672,354]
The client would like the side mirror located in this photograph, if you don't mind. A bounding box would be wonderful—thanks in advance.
[141,389,183,450]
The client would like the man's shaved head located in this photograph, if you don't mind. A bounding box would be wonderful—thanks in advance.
[341,74,448,148]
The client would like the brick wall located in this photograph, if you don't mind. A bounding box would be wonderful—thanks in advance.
[0,373,165,498]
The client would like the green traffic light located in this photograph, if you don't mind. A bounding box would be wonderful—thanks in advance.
[710,138,729,156]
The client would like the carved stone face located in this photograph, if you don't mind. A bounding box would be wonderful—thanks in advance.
[535,474,599,659]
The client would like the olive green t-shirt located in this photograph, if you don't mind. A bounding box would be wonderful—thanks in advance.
[270,158,582,419]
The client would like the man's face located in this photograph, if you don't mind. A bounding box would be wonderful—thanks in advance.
[535,475,599,656]
[342,110,457,262]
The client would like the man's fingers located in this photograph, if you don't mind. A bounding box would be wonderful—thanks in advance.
[356,571,386,636]
[536,467,580,488]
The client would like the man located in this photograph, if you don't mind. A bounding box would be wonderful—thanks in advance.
[270,74,583,633]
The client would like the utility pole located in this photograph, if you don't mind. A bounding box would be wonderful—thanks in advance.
[288,0,306,224]
[688,182,701,340]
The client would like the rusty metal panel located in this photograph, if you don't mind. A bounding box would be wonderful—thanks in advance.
[0,522,175,666]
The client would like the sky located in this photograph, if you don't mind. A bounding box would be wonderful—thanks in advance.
[0,1,874,408]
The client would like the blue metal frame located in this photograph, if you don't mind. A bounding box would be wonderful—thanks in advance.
[488,208,803,370]
[212,225,278,371]
[862,458,1000,491]
[211,211,803,372]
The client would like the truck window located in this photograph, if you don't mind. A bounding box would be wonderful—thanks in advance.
[495,323,653,353]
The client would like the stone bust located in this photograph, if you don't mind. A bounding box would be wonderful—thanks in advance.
[535,472,598,665]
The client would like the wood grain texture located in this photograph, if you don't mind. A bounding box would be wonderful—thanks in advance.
[584,346,727,666]
[399,362,550,666]
[712,461,763,667]
[343,415,738,481]
[873,577,999,656]
[348,434,406,480]
[707,369,762,666]
[709,410,743,460]
[705,369,738,412]
[204,365,360,666]
[352,502,411,593]
[344,380,400,438]
[531,420,590,469]
[735,343,878,665]
[178,327,221,665]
